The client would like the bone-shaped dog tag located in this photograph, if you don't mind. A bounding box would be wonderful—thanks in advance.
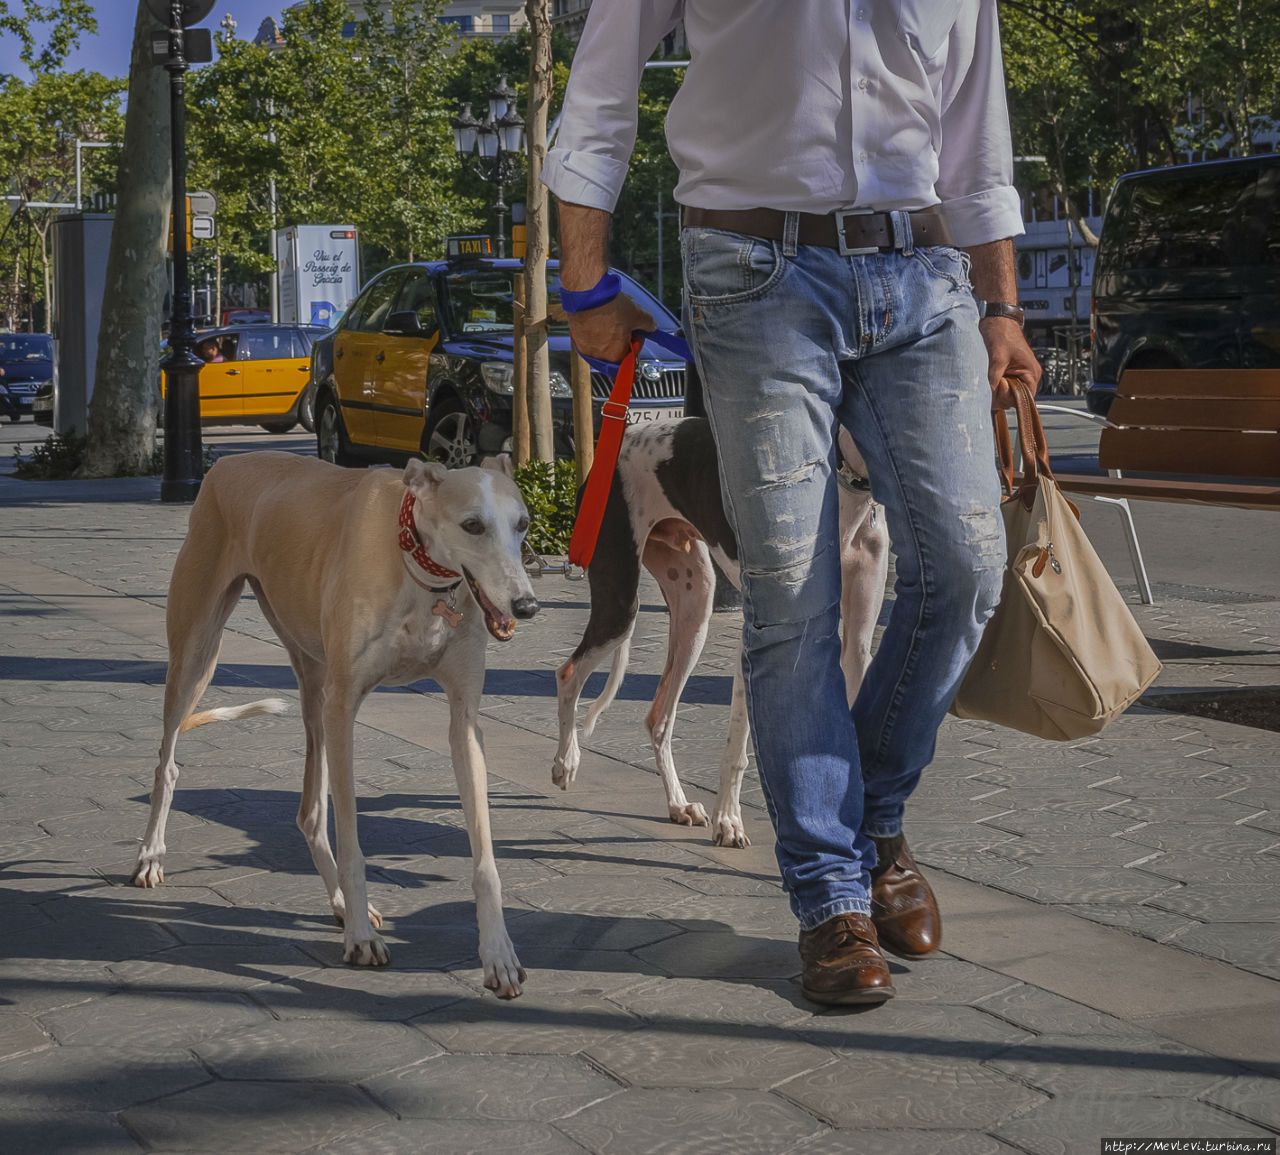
[432,600,463,628]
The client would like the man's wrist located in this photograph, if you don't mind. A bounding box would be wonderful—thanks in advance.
[977,300,1025,327]
[560,272,622,315]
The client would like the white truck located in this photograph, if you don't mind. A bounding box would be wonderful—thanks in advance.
[273,225,361,328]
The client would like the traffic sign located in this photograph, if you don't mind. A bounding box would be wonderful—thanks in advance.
[191,216,216,241]
[188,190,216,216]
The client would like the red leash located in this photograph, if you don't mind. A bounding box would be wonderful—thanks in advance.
[567,335,643,568]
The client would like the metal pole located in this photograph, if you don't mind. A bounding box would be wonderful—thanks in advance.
[493,149,507,259]
[160,0,204,503]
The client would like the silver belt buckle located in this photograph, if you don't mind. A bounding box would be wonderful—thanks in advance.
[834,210,880,257]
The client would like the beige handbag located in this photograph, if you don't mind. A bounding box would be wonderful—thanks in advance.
[951,381,1162,740]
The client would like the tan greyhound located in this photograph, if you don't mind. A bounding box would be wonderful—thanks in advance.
[132,451,538,998]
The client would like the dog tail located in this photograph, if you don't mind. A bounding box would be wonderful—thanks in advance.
[582,639,630,738]
[180,697,289,733]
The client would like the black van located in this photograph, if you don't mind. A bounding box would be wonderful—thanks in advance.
[1088,154,1280,415]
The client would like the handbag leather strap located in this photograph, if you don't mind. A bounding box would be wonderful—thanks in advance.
[992,378,1056,508]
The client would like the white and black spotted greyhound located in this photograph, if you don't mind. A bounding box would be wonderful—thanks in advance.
[553,417,890,848]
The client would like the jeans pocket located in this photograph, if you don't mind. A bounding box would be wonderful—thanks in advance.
[683,228,787,306]
[914,245,972,292]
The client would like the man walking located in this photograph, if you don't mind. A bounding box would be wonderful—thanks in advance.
[545,1,1040,1005]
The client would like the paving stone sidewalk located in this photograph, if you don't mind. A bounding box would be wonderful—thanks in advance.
[0,462,1277,1155]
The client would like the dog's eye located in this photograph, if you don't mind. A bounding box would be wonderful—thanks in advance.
[461,518,485,536]
[516,516,529,535]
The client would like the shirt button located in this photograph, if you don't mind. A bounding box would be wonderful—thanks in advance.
[857,7,866,18]
[858,77,869,91]
[858,150,869,162]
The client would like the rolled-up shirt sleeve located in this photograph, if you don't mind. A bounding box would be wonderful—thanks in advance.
[935,0,1024,248]
[542,0,683,212]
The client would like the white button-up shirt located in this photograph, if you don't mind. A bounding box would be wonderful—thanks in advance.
[542,0,1023,248]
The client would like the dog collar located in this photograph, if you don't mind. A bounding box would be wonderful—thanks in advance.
[398,491,463,590]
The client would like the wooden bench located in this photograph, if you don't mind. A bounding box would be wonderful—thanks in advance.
[1032,368,1280,604]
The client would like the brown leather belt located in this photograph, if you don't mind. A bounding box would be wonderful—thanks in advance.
[682,205,953,253]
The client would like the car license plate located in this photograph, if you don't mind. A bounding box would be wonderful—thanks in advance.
[626,406,683,425]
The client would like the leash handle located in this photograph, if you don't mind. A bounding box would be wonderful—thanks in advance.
[574,328,693,377]
[568,334,645,568]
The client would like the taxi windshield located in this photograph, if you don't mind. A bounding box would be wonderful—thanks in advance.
[444,270,571,338]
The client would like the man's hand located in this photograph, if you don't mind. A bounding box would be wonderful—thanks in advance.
[963,237,1042,410]
[568,295,656,364]
[980,316,1041,410]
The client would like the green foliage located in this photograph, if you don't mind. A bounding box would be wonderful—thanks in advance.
[513,457,579,557]
[11,430,216,480]
[0,0,95,74]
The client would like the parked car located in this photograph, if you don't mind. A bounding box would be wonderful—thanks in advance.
[220,307,272,326]
[308,255,687,468]
[0,332,54,422]
[1089,153,1280,415]
[162,323,327,431]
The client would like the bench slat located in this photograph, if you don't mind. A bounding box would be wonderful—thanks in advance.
[1098,428,1280,477]
[1107,396,1280,432]
[1045,472,1280,511]
[1120,368,1280,399]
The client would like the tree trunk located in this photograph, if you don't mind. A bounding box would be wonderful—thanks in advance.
[77,2,170,478]
[524,0,554,462]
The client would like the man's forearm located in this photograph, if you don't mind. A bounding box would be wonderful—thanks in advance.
[558,202,613,291]
[963,237,1018,304]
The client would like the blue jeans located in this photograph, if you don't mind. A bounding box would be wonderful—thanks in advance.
[681,218,1005,931]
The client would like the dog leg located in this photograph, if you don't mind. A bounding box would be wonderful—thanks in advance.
[134,576,245,887]
[553,629,632,791]
[710,661,752,848]
[644,531,714,828]
[321,681,388,967]
[444,678,524,998]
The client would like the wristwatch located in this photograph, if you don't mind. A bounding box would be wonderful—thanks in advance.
[978,300,1026,326]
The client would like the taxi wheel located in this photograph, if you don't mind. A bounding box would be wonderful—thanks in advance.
[317,394,358,467]
[298,388,316,433]
[423,401,479,469]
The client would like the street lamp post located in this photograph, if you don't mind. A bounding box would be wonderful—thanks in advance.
[152,0,215,502]
[451,76,525,257]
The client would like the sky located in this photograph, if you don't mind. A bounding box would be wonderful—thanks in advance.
[0,1,289,80]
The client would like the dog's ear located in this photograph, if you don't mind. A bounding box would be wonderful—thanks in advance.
[403,458,449,495]
[481,453,515,479]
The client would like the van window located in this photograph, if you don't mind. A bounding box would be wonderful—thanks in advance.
[1110,167,1260,271]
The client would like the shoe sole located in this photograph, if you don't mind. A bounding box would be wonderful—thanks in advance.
[801,983,896,1006]
[877,941,940,962]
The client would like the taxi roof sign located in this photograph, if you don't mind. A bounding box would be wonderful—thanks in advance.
[446,235,495,259]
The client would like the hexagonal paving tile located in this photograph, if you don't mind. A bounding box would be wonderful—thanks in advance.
[991,1095,1275,1155]
[985,1033,1244,1098]
[414,991,639,1054]
[120,1079,388,1150]
[0,1012,53,1062]
[608,976,812,1030]
[1199,1074,1280,1131]
[556,1087,825,1154]
[795,1002,1031,1060]
[247,965,473,1021]
[0,1109,143,1154]
[515,875,695,918]
[0,1044,211,1111]
[316,1118,586,1155]
[448,949,663,997]
[974,984,1152,1037]
[791,1129,1025,1155]
[106,942,317,991]
[194,1019,440,1081]
[776,1053,1048,1129]
[585,1025,833,1090]
[40,989,270,1054]
[362,1054,620,1121]
[632,932,800,981]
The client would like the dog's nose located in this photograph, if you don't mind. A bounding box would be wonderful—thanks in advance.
[511,595,539,620]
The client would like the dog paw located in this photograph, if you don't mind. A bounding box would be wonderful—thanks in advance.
[482,946,526,999]
[331,896,384,929]
[711,815,751,849]
[343,934,390,967]
[131,858,164,887]
[551,755,578,791]
[669,802,709,828]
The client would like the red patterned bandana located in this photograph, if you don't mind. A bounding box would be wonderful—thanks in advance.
[397,490,462,586]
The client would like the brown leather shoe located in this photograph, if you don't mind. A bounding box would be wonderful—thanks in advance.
[798,913,895,1005]
[870,834,941,959]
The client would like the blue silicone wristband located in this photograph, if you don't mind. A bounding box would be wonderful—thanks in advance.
[559,272,622,315]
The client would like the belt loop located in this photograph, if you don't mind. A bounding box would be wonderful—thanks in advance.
[891,210,914,255]
[782,211,800,257]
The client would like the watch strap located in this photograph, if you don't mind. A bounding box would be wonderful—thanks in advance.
[979,300,1025,326]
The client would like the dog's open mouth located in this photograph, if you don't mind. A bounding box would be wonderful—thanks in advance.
[463,569,517,641]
